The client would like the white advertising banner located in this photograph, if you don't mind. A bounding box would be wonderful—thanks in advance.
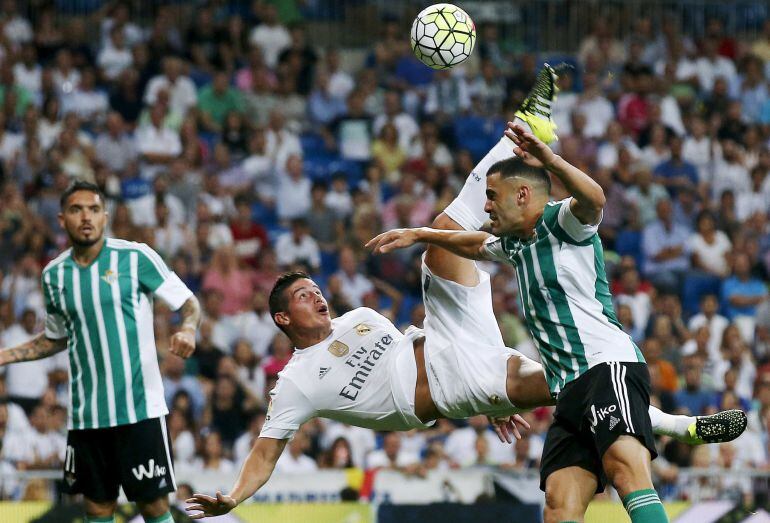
[370,469,492,504]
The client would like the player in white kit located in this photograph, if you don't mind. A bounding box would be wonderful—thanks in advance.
[186,66,744,520]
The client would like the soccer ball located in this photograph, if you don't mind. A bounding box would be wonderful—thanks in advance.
[410,3,476,70]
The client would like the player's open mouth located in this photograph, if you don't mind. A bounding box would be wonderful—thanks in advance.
[317,305,329,315]
[80,226,93,233]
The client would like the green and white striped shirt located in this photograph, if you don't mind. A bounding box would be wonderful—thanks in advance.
[484,198,644,396]
[42,238,193,430]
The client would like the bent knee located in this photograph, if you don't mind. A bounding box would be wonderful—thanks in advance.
[544,494,583,523]
[85,498,117,517]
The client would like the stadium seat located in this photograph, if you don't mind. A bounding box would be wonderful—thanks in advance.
[454,116,506,162]
[614,229,644,271]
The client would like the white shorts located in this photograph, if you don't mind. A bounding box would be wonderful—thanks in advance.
[420,257,540,419]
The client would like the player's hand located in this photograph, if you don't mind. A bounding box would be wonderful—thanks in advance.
[170,328,196,359]
[366,228,420,254]
[186,491,237,519]
[504,122,557,169]
[489,414,531,444]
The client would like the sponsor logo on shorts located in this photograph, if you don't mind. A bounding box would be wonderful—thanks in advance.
[355,323,371,336]
[131,458,167,481]
[589,403,620,433]
[328,341,349,357]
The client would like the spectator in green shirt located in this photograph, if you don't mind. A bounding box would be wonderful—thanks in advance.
[198,71,243,133]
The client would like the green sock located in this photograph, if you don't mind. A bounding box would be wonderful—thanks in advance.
[86,517,115,523]
[145,511,174,523]
[623,489,669,523]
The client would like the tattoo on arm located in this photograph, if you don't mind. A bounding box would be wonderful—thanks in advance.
[179,296,201,332]
[1,333,67,364]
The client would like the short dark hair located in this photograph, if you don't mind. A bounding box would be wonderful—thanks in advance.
[60,180,106,209]
[486,157,551,194]
[269,271,312,332]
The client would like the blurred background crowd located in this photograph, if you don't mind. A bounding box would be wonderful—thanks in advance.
[0,0,769,504]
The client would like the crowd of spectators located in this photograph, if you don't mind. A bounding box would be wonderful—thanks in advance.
[0,0,769,504]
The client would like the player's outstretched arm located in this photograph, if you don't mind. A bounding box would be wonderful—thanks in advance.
[0,333,67,365]
[505,122,605,225]
[367,227,491,260]
[186,436,287,519]
[169,295,201,359]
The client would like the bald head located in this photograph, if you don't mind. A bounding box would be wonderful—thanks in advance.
[487,157,551,196]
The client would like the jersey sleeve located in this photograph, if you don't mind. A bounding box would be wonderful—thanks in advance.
[41,272,67,340]
[260,376,316,440]
[547,198,601,245]
[482,235,510,263]
[136,244,193,311]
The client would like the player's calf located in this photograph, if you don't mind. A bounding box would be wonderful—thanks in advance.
[543,466,597,523]
[602,436,668,523]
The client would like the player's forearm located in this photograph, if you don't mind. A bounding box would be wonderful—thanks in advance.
[228,437,285,505]
[544,155,606,211]
[0,333,67,365]
[415,227,491,260]
[179,296,201,333]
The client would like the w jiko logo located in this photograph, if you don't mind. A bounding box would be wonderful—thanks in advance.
[131,459,166,481]
[589,404,621,433]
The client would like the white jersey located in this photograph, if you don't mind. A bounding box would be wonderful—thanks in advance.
[260,308,432,440]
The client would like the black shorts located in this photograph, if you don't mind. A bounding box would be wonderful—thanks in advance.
[540,362,657,493]
[62,416,176,502]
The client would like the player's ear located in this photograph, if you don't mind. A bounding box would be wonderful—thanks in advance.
[274,311,290,329]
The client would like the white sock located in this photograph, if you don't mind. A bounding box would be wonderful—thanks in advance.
[443,123,528,231]
[648,405,695,437]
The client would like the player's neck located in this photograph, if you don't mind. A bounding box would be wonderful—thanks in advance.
[514,205,545,240]
[292,326,333,349]
[71,237,106,267]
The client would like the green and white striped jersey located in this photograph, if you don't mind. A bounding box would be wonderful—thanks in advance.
[484,198,644,396]
[42,238,193,430]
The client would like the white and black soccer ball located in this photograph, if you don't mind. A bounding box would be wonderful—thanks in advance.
[410,3,476,70]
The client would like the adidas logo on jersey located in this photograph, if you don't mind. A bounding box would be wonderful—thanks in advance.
[609,416,621,431]
[319,366,330,379]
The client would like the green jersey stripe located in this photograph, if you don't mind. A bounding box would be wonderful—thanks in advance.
[539,230,590,375]
[512,262,561,388]
[519,245,569,387]
[69,267,100,427]
[109,251,138,424]
[127,251,148,419]
[57,263,87,429]
[89,262,118,426]
[137,243,171,278]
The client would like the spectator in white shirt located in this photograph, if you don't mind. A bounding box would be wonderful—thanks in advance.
[192,432,235,474]
[234,412,266,464]
[12,44,41,96]
[274,429,318,474]
[373,91,419,152]
[682,116,715,183]
[135,103,182,177]
[696,38,738,93]
[366,432,421,472]
[688,294,729,362]
[2,404,65,470]
[324,172,353,219]
[711,139,750,200]
[443,415,513,467]
[51,49,81,95]
[144,56,198,116]
[97,25,134,81]
[333,246,373,308]
[62,68,109,124]
[233,291,279,359]
[576,72,615,138]
[325,49,355,100]
[95,112,137,173]
[274,218,321,271]
[248,5,291,69]
[275,155,311,221]
[1,0,32,45]
[265,109,302,172]
[0,309,65,411]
